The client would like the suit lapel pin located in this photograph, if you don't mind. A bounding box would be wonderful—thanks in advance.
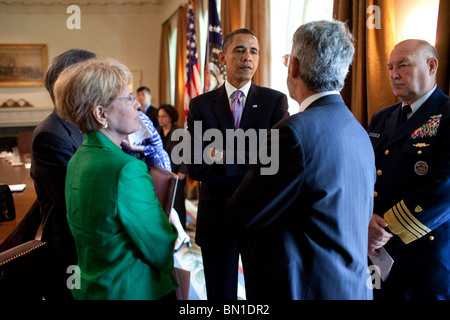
[252,105,258,108]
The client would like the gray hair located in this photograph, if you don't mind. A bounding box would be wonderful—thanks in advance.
[291,20,354,92]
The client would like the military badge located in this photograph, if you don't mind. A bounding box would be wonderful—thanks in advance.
[413,143,430,148]
[411,114,442,139]
[414,161,429,176]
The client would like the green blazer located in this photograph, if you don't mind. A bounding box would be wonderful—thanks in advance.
[66,131,178,300]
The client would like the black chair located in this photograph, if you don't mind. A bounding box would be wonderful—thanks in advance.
[0,184,15,222]
[0,240,48,300]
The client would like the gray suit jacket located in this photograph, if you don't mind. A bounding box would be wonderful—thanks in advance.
[228,94,375,299]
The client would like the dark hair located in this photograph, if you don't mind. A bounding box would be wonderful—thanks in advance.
[45,48,96,104]
[222,28,258,52]
[137,86,151,95]
[158,104,179,124]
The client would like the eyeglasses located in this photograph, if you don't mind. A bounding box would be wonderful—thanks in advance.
[282,54,290,67]
[116,94,136,104]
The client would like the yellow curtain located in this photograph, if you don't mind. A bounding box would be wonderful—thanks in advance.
[159,21,171,106]
[245,0,271,87]
[333,0,397,127]
[221,0,241,37]
[435,0,450,95]
[175,4,188,128]
[221,0,271,87]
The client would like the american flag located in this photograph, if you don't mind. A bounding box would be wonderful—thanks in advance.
[204,0,226,92]
[184,0,202,122]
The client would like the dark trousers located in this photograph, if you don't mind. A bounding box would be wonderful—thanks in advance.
[201,236,240,300]
[174,178,186,228]
[43,238,77,300]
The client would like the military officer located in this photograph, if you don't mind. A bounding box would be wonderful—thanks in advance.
[367,39,450,300]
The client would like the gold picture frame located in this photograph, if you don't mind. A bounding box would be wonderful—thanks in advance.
[0,44,47,87]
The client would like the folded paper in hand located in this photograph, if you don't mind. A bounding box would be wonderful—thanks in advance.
[128,116,152,146]
[368,247,394,281]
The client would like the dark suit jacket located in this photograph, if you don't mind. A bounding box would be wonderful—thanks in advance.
[187,83,288,248]
[31,109,82,244]
[367,86,450,299]
[30,108,81,299]
[228,94,375,300]
[145,105,159,128]
[158,124,188,219]
[157,125,187,175]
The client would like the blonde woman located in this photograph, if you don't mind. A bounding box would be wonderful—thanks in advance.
[54,59,178,300]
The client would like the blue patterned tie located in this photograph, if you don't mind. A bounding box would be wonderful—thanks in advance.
[232,90,243,129]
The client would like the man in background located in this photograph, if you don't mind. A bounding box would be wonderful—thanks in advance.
[368,39,450,300]
[136,86,158,128]
[31,48,96,300]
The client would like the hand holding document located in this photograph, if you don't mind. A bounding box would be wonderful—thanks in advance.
[368,247,394,281]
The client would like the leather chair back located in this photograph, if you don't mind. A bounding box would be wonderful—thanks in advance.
[0,240,47,300]
[149,165,178,217]
[0,184,15,222]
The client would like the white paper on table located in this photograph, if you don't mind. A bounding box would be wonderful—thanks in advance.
[368,247,394,281]
[8,184,26,192]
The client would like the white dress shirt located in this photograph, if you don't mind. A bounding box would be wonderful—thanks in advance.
[299,91,340,112]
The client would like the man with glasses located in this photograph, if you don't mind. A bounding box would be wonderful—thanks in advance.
[228,20,375,299]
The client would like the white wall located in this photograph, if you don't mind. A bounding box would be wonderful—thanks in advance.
[0,1,185,109]
[395,0,440,45]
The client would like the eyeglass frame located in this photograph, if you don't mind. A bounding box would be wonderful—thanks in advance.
[115,94,137,104]
[282,54,290,67]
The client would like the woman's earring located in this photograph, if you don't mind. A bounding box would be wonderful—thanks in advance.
[104,122,108,129]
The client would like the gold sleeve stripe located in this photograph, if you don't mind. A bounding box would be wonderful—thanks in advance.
[384,200,432,244]
[397,201,432,235]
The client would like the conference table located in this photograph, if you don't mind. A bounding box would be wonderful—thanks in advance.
[0,156,38,252]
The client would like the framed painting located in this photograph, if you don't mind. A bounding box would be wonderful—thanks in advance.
[0,44,47,87]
